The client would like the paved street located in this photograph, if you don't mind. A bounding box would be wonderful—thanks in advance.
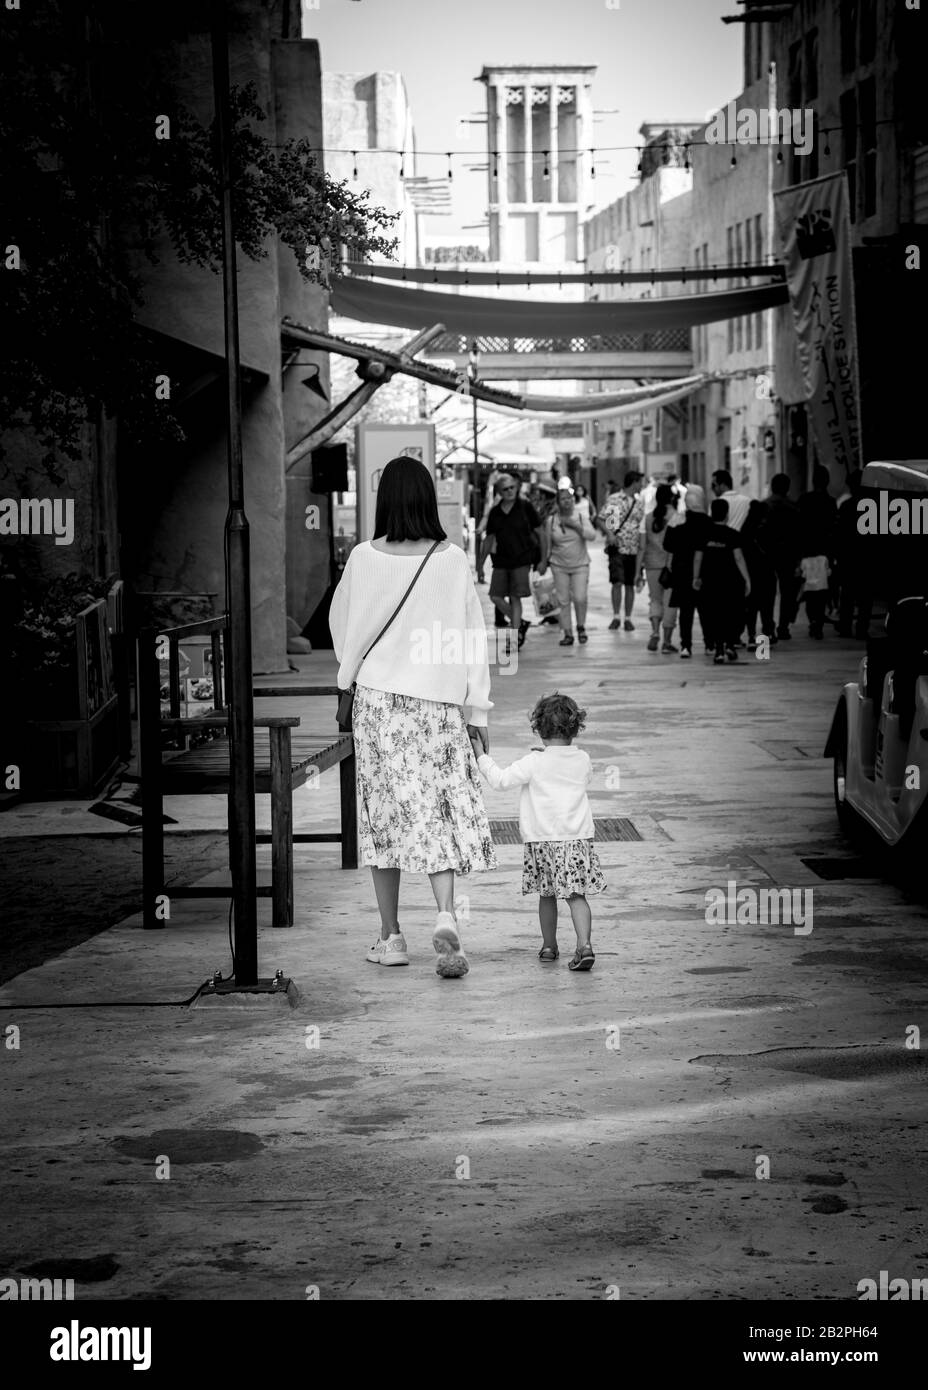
[2,570,927,1301]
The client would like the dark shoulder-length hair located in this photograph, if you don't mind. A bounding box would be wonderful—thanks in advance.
[373,457,447,543]
[652,483,675,532]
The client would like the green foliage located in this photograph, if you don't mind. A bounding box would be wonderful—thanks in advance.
[7,571,117,716]
[0,2,398,472]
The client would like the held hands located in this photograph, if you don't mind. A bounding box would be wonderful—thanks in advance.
[692,577,702,591]
[467,724,489,758]
[536,562,548,576]
[635,571,646,592]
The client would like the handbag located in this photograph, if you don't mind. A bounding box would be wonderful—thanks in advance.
[336,540,441,730]
[658,564,673,589]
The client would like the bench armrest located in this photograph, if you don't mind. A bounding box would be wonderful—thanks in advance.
[253,685,340,697]
[160,714,301,730]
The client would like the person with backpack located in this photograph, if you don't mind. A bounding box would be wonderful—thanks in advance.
[597,470,645,632]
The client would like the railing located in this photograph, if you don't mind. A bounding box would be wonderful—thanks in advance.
[428,329,692,354]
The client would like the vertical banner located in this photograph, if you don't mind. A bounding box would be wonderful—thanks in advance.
[773,172,863,478]
[355,423,436,543]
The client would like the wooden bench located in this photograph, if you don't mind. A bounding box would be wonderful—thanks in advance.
[138,617,356,931]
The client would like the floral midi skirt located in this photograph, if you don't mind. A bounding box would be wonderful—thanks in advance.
[522,839,606,899]
[353,685,498,875]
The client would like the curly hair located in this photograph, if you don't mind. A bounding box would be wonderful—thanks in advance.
[529,691,587,741]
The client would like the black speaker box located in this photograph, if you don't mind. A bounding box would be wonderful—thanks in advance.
[312,444,349,493]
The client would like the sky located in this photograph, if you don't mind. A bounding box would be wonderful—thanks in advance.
[302,0,744,240]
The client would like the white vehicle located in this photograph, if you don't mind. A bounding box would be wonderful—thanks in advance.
[824,461,928,853]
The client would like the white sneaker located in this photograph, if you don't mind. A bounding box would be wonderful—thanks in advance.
[433,911,469,978]
[366,932,409,966]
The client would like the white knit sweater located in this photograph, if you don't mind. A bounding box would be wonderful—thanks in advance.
[328,541,494,727]
[477,746,595,842]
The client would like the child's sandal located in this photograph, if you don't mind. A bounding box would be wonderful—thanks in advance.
[568,945,595,971]
[538,946,559,962]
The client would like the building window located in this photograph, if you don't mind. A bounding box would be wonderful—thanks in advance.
[557,88,577,204]
[804,29,819,101]
[841,0,859,73]
[859,76,877,219]
[859,0,876,65]
[505,89,526,202]
[789,39,803,184]
[531,91,551,203]
[841,88,858,221]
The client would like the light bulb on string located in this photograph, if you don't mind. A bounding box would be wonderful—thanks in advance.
[824,135,831,157]
[776,149,784,164]
[637,146,643,174]
[730,153,737,168]
[447,152,453,181]
[352,151,358,179]
[684,144,690,171]
[399,154,405,178]
[543,150,550,180]
[589,148,596,179]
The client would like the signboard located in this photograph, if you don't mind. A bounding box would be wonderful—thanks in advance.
[773,171,863,481]
[355,423,436,543]
[436,476,464,547]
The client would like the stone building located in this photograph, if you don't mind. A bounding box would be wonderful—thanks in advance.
[2,0,334,678]
[762,0,927,474]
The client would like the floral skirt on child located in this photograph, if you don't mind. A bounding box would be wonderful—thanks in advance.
[522,838,606,899]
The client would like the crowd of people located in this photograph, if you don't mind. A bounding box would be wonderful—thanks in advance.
[475,462,870,661]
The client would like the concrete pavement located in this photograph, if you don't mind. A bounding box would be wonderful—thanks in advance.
[2,566,927,1301]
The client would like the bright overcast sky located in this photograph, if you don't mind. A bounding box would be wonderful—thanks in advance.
[303,0,744,238]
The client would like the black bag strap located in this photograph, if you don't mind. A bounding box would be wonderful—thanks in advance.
[355,539,441,677]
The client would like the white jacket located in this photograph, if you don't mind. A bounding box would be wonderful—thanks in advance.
[477,745,595,842]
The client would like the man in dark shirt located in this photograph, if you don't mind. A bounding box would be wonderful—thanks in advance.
[761,472,802,640]
[480,473,544,647]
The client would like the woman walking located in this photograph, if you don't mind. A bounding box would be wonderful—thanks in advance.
[692,498,752,663]
[537,484,598,645]
[638,483,683,653]
[663,483,711,659]
[329,457,497,978]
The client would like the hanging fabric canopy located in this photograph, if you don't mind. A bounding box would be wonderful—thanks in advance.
[482,375,705,413]
[478,376,706,422]
[330,274,789,336]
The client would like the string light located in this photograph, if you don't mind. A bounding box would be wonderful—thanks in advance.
[542,150,550,180]
[399,154,405,178]
[351,151,358,179]
[447,152,453,181]
[589,148,596,179]
[291,119,896,165]
[824,137,831,157]
[637,146,643,174]
[776,150,784,164]
[730,154,737,168]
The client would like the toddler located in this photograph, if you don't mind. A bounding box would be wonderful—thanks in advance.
[470,692,605,970]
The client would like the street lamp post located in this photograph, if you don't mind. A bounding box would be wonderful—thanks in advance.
[468,338,480,511]
[211,0,257,985]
